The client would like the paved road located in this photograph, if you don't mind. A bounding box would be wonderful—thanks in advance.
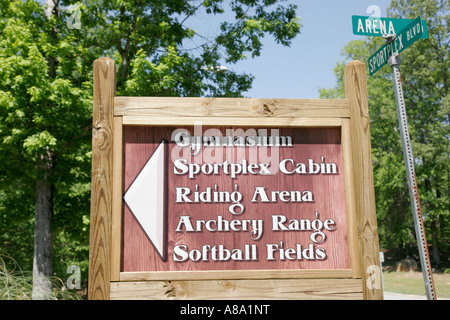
[383,291,427,300]
[383,291,449,300]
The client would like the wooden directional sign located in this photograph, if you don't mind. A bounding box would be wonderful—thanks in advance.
[352,15,428,39]
[89,58,383,300]
[368,16,424,75]
[121,126,350,273]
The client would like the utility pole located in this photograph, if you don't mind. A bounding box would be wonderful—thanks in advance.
[386,46,437,300]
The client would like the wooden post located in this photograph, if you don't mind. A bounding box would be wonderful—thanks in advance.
[345,60,383,300]
[88,58,116,300]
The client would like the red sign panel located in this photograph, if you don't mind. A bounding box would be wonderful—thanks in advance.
[121,126,349,272]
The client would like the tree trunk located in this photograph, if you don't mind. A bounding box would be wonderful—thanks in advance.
[431,206,441,266]
[32,148,54,300]
[31,0,60,300]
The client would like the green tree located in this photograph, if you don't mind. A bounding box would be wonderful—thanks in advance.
[0,0,300,299]
[0,0,94,299]
[320,0,449,265]
[388,0,449,266]
[84,0,300,97]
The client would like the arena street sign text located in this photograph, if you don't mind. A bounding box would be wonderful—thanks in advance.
[352,15,428,38]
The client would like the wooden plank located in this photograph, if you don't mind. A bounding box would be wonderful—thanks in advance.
[110,278,363,300]
[119,269,354,281]
[344,60,383,299]
[341,119,360,278]
[122,116,344,127]
[110,116,123,281]
[115,97,350,118]
[88,57,116,300]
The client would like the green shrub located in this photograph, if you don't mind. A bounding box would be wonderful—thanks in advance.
[0,253,82,300]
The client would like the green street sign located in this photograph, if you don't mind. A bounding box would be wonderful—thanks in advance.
[368,16,423,76]
[352,15,428,39]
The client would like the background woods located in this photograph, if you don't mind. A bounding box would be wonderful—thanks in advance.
[0,0,448,299]
[320,0,449,268]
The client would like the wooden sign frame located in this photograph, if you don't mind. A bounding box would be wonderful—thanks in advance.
[88,58,383,300]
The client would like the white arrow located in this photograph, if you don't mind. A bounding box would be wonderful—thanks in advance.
[123,140,166,260]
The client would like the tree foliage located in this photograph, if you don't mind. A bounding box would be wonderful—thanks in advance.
[77,0,300,97]
[320,0,449,264]
[0,0,94,294]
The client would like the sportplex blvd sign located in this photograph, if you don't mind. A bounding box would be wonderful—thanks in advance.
[88,58,383,300]
[367,16,425,75]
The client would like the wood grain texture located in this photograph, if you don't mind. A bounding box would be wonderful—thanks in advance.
[122,116,344,127]
[111,116,123,281]
[119,269,353,281]
[341,119,360,278]
[344,60,382,300]
[115,97,350,118]
[121,127,350,273]
[110,278,363,300]
[88,58,116,300]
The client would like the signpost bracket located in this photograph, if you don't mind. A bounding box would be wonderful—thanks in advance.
[382,33,396,43]
[387,52,401,67]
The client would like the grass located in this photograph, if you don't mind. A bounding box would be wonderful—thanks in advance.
[382,271,450,299]
[0,253,82,300]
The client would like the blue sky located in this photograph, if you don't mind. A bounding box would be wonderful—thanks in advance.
[228,0,393,99]
[42,0,393,98]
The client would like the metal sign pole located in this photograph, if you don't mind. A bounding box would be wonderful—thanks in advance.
[387,51,437,300]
